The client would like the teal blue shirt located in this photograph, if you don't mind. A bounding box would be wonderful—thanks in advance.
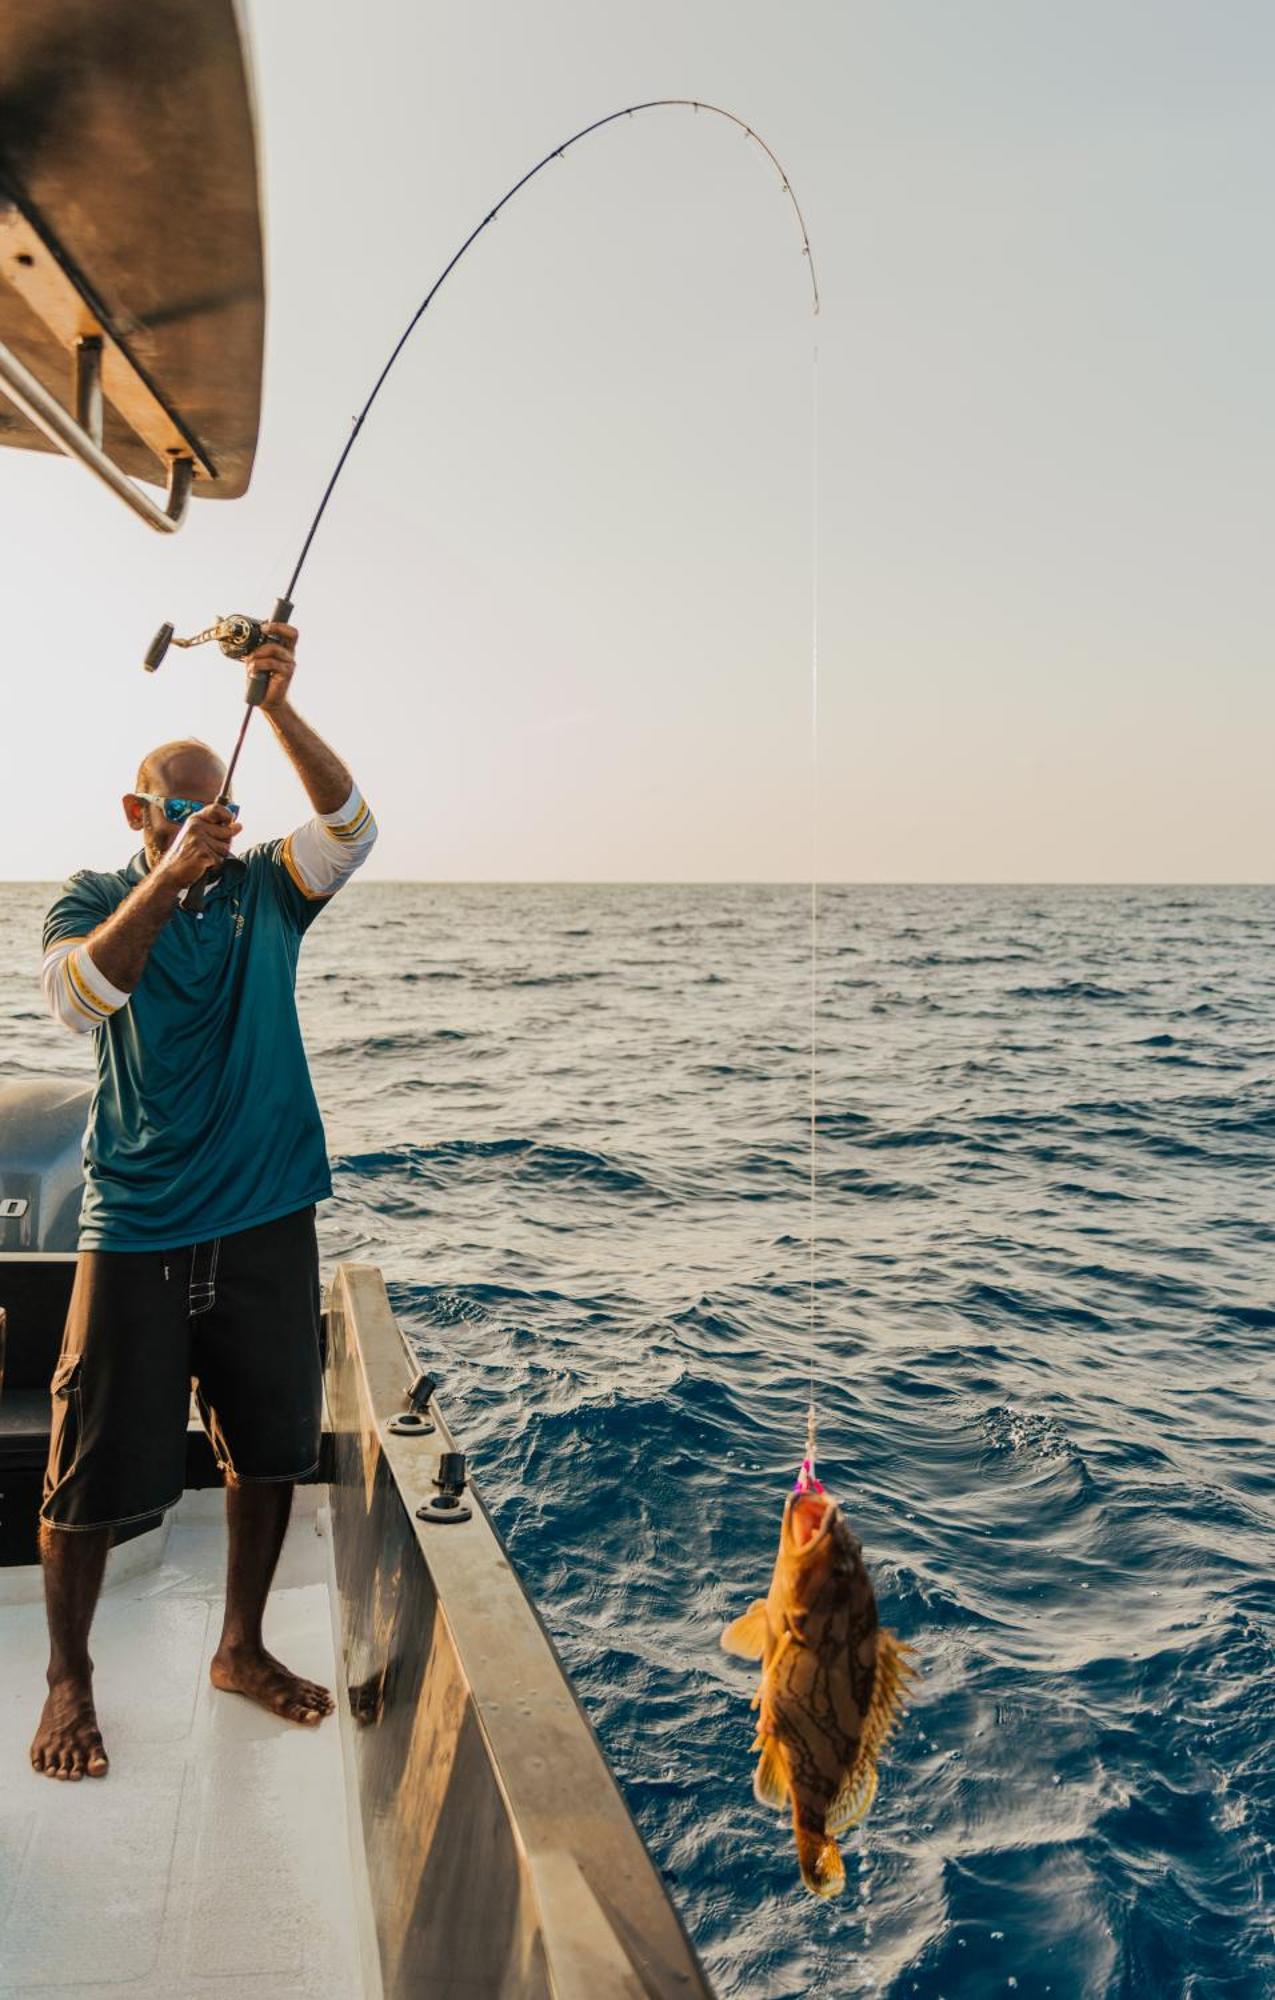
[44,843,333,1250]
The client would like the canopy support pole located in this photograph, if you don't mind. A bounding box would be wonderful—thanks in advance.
[0,337,193,531]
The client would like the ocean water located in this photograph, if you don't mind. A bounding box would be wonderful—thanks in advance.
[2,880,1272,1999]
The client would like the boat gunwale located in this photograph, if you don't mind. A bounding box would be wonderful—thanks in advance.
[326,1259,715,2000]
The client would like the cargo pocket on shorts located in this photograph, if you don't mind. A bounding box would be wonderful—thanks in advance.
[46,1353,85,1495]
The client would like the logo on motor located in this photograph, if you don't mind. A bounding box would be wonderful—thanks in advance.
[0,1197,30,1218]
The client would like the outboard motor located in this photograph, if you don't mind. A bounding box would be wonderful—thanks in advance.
[0,1078,89,1564]
[0,1077,90,1252]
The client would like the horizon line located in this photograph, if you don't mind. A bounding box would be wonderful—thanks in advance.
[3,877,1271,890]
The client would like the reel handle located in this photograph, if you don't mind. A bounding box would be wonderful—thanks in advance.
[143,623,174,673]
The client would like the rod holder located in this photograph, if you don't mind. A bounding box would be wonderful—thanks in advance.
[388,1371,438,1437]
[416,1450,472,1525]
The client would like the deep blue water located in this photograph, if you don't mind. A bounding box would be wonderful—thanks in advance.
[2,882,1272,1998]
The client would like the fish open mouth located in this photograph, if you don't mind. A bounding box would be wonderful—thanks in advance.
[788,1491,832,1551]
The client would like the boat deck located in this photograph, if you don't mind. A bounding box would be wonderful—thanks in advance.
[0,1487,369,2000]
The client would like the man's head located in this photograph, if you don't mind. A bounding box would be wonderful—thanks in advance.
[124,740,227,870]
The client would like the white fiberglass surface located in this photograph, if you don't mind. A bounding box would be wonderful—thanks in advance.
[0,1488,366,1999]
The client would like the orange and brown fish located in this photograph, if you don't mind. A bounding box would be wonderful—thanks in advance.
[721,1479,916,1896]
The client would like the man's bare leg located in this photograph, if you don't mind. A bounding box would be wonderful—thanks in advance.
[209,1477,333,1725]
[30,1523,111,1779]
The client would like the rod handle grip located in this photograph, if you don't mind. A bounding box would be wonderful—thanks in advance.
[246,597,294,707]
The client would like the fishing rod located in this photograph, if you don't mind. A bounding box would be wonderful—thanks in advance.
[141,99,818,908]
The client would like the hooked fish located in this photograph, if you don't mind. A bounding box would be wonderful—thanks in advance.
[721,1485,916,1896]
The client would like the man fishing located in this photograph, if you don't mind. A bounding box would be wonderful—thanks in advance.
[29,624,377,1780]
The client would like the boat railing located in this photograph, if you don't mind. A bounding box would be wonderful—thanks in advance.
[325,1261,713,2000]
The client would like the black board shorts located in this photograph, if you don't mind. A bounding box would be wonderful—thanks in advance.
[41,1204,323,1534]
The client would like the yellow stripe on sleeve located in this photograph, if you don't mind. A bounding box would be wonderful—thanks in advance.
[69,949,120,1019]
[63,955,110,1023]
[322,792,368,833]
[280,833,330,901]
[321,801,373,845]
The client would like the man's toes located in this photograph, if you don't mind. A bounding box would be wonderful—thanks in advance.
[86,1741,109,1776]
[68,1750,86,1779]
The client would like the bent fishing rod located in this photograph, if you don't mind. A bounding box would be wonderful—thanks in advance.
[142,98,820,908]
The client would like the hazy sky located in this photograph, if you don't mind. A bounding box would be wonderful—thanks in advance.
[3,0,1272,881]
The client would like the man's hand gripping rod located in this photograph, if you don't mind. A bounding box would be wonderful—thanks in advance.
[142,596,294,914]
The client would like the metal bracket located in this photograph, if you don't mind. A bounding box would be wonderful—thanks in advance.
[388,1409,436,1438]
[416,1495,472,1525]
[74,335,103,448]
[0,337,194,530]
[0,200,212,531]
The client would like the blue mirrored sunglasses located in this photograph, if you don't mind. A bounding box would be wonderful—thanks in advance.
[134,793,238,824]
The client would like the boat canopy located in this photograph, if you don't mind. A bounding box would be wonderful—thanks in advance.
[0,0,264,530]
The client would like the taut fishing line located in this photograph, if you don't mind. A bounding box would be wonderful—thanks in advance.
[796,333,823,1498]
[805,339,821,1487]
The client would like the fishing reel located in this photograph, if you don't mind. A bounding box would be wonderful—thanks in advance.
[143,613,274,704]
[143,596,293,709]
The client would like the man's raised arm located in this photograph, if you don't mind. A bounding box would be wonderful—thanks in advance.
[252,625,378,902]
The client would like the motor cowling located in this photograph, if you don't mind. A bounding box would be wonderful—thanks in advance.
[0,1079,90,1253]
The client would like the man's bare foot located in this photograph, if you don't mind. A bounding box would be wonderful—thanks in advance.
[30,1675,109,1780]
[209,1644,335,1726]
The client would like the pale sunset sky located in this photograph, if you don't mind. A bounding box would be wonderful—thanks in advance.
[3,0,1272,882]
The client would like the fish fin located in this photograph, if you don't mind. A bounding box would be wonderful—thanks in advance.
[753,1733,791,1812]
[825,1628,917,1835]
[721,1600,769,1660]
[793,1812,845,1899]
[862,1628,918,1763]
[825,1756,879,1836]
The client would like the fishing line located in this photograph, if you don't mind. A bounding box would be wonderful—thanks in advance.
[797,335,823,1499]
[807,339,820,1476]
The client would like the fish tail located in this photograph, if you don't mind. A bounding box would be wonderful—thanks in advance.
[794,1810,845,1899]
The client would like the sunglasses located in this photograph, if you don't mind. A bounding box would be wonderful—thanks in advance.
[134,793,239,824]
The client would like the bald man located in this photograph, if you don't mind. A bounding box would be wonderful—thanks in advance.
[31,624,377,1781]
